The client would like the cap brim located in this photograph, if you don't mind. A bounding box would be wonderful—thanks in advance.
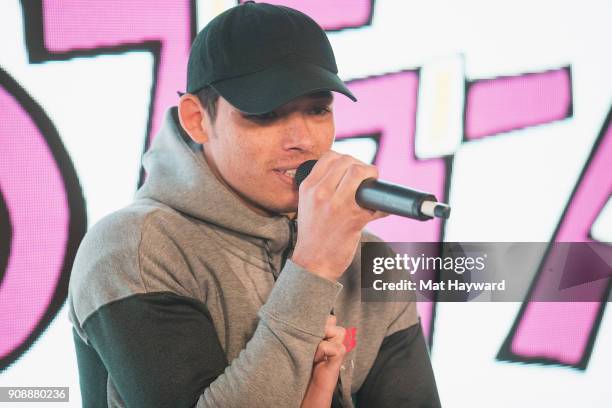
[210,62,357,114]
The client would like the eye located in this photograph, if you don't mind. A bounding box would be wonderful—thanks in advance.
[245,111,278,122]
[309,106,332,116]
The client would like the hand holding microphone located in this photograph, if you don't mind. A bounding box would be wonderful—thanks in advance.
[290,152,390,282]
[295,160,451,221]
[290,152,451,284]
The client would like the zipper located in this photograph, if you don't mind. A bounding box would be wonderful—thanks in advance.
[275,217,298,281]
[289,217,298,249]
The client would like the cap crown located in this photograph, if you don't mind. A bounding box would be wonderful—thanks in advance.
[187,2,338,94]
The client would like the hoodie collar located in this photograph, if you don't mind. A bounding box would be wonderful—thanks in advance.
[135,107,292,255]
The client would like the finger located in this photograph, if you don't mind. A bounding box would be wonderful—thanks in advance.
[325,314,336,329]
[313,340,337,364]
[314,340,346,364]
[324,315,336,337]
[313,342,327,364]
[309,154,357,196]
[325,325,346,344]
[298,150,342,188]
[358,208,390,225]
[332,163,379,210]
[371,210,390,220]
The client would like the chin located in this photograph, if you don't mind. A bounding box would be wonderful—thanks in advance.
[265,195,298,215]
[268,203,298,215]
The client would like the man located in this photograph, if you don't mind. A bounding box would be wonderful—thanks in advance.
[68,2,441,407]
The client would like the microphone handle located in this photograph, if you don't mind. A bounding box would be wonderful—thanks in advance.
[355,178,436,221]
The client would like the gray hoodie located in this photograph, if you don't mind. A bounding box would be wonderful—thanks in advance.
[68,107,440,407]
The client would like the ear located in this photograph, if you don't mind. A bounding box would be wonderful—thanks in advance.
[178,93,211,144]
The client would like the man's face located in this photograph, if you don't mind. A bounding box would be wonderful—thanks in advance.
[202,91,335,217]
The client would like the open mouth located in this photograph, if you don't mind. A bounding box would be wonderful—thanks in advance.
[280,169,296,177]
[274,168,298,186]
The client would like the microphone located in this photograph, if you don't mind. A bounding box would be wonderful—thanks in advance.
[295,160,451,221]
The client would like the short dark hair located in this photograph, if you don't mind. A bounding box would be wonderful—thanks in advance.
[196,86,220,122]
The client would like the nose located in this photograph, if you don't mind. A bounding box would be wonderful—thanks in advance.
[281,113,316,152]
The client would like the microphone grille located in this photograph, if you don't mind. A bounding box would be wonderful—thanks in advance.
[294,160,318,189]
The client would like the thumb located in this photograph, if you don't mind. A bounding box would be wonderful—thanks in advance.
[372,210,390,220]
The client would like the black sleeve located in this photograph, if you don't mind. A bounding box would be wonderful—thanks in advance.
[79,291,228,408]
[356,322,441,408]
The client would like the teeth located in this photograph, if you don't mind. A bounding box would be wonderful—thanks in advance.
[283,169,297,177]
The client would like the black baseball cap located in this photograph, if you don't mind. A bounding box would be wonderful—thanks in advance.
[185,1,357,114]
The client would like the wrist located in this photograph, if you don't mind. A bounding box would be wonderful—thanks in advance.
[291,253,339,283]
[301,386,333,408]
